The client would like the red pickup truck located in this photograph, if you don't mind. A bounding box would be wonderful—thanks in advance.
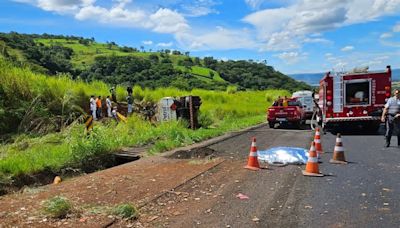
[267,98,306,128]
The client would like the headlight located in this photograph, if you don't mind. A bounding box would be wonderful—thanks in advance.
[327,101,332,106]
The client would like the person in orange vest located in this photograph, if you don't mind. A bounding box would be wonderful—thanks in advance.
[96,96,102,119]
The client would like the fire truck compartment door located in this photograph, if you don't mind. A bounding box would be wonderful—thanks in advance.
[333,72,343,113]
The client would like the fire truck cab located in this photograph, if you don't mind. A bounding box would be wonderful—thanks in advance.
[316,66,392,132]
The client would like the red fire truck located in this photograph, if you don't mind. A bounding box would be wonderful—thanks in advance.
[315,66,392,132]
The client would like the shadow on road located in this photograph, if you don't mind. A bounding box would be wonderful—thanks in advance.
[325,124,386,136]
[275,123,312,131]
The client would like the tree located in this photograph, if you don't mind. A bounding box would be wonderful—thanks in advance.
[172,50,181,55]
[194,57,201,66]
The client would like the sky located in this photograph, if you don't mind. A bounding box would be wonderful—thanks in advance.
[0,0,400,74]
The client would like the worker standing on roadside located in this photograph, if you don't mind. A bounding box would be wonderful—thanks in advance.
[127,86,133,96]
[283,96,289,107]
[110,87,116,102]
[106,95,112,117]
[96,96,102,119]
[90,95,97,120]
[381,89,400,147]
[126,94,133,115]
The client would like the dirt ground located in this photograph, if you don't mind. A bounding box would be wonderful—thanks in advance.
[0,155,224,227]
[0,124,312,227]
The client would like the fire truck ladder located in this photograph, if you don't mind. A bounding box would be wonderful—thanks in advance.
[333,72,343,113]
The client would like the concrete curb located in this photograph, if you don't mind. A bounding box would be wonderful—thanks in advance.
[161,122,269,158]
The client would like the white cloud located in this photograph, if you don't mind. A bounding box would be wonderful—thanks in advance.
[325,51,399,72]
[393,22,400,32]
[325,53,333,57]
[243,0,400,51]
[181,0,219,17]
[303,37,332,44]
[75,4,152,28]
[142,40,153,45]
[380,22,400,47]
[36,0,94,13]
[341,45,354,51]
[150,8,190,34]
[261,31,300,51]
[276,52,298,63]
[380,32,393,39]
[275,51,307,64]
[244,0,265,9]
[17,0,189,35]
[346,0,400,23]
[175,26,257,50]
[156,42,173,47]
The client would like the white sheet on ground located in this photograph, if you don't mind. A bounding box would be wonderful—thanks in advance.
[257,147,308,165]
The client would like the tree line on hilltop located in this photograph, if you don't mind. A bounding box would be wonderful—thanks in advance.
[0,32,311,91]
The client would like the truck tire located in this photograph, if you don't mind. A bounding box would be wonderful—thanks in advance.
[269,122,275,128]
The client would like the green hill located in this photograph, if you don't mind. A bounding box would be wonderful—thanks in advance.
[0,32,311,91]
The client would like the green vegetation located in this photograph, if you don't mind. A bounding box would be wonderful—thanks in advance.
[42,196,72,218]
[112,203,139,219]
[0,32,300,185]
[0,57,289,181]
[392,81,400,91]
[0,32,311,92]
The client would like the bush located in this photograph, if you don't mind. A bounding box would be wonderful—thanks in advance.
[112,203,138,219]
[198,111,213,128]
[42,196,72,218]
[226,85,237,94]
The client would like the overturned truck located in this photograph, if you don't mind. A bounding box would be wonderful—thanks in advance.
[158,96,202,129]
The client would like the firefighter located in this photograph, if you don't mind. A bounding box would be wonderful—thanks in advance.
[381,89,400,147]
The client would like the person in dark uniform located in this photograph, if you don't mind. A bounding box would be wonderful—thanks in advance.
[381,89,400,147]
[127,86,133,96]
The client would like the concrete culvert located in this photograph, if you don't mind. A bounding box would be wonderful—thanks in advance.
[168,147,217,159]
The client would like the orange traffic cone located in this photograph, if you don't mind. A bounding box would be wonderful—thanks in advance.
[244,137,260,171]
[302,142,324,177]
[314,127,323,154]
[330,133,347,164]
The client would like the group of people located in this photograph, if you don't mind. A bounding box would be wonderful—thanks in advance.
[272,96,289,107]
[89,86,134,121]
[89,95,115,120]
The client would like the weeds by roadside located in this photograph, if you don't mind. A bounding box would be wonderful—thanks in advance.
[0,56,289,187]
[112,203,139,220]
[42,196,72,218]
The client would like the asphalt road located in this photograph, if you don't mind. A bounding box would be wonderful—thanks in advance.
[155,125,400,228]
[289,131,400,227]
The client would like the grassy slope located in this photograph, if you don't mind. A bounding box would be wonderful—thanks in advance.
[34,38,225,84]
[0,58,289,178]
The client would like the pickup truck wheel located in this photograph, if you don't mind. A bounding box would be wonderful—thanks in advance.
[269,122,275,128]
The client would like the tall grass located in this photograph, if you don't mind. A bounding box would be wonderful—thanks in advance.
[0,57,290,178]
